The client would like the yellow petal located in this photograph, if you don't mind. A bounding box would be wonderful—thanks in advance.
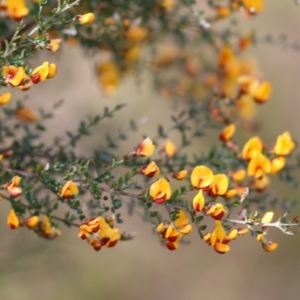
[192,190,205,212]
[219,124,236,142]
[7,209,20,229]
[190,165,214,189]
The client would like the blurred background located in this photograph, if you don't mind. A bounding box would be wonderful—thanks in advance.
[1,1,300,299]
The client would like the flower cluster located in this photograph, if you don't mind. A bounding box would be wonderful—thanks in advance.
[79,216,120,251]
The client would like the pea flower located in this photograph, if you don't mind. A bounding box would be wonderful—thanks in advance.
[208,174,229,196]
[219,124,236,142]
[206,203,227,220]
[241,136,263,160]
[5,176,22,197]
[139,161,160,177]
[39,216,61,239]
[273,131,296,156]
[160,139,177,157]
[7,209,20,229]
[231,169,246,182]
[76,13,95,25]
[3,0,29,20]
[125,26,148,43]
[190,165,214,190]
[25,216,39,229]
[60,180,79,199]
[149,178,171,204]
[192,190,205,212]
[15,107,38,122]
[2,66,27,86]
[31,62,57,84]
[46,39,62,52]
[133,137,155,157]
[0,93,12,105]
[247,153,271,178]
[171,170,188,180]
[270,157,286,174]
[253,81,272,104]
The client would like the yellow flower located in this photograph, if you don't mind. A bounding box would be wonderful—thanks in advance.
[149,178,171,204]
[273,131,295,156]
[2,65,27,86]
[25,216,39,229]
[231,169,246,182]
[206,203,227,220]
[190,165,214,189]
[208,174,229,196]
[40,216,61,239]
[125,26,148,43]
[7,209,20,229]
[133,137,155,157]
[0,92,12,105]
[46,39,61,52]
[5,176,22,197]
[219,124,236,142]
[96,60,120,95]
[216,6,231,18]
[76,13,95,25]
[60,180,79,199]
[192,190,205,212]
[171,170,188,180]
[31,62,57,83]
[253,81,272,104]
[242,0,264,15]
[262,241,278,252]
[241,136,263,160]
[98,221,121,247]
[247,153,271,178]
[4,0,29,20]
[139,161,160,177]
[174,210,192,234]
[160,139,176,157]
[15,106,38,122]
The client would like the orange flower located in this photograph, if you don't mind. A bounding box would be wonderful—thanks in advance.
[5,176,22,197]
[242,0,264,15]
[273,131,295,156]
[126,26,148,43]
[76,13,95,25]
[133,137,155,156]
[219,124,236,142]
[210,221,230,254]
[4,0,29,19]
[171,170,188,180]
[216,6,231,18]
[18,76,33,91]
[247,153,271,178]
[139,161,160,177]
[174,210,192,234]
[96,60,120,95]
[192,190,205,212]
[40,216,61,239]
[46,39,61,52]
[190,165,214,189]
[253,81,272,104]
[15,107,38,122]
[60,180,79,199]
[231,169,246,182]
[149,178,171,204]
[241,136,263,160]
[160,140,176,157]
[98,221,121,247]
[208,174,229,196]
[206,203,227,220]
[2,65,27,86]
[25,216,39,229]
[31,62,57,83]
[7,209,20,229]
[0,92,12,105]
[262,240,278,252]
